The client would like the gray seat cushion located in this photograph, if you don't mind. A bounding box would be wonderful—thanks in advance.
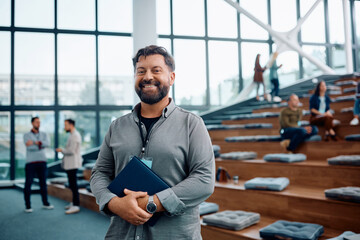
[206,123,273,130]
[202,210,260,231]
[334,95,356,102]
[199,202,219,216]
[83,162,96,169]
[260,220,324,240]
[325,187,360,203]
[335,80,358,86]
[305,135,322,142]
[345,134,360,142]
[344,234,360,240]
[220,151,257,160]
[213,145,221,158]
[327,231,356,240]
[264,153,307,163]
[226,135,282,142]
[327,155,360,166]
[244,177,290,191]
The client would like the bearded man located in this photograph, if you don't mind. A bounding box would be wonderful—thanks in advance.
[90,45,215,240]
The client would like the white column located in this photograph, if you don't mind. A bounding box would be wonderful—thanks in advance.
[133,0,158,54]
[132,0,158,105]
[342,0,354,73]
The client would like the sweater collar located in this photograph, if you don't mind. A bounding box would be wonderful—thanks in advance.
[132,98,176,123]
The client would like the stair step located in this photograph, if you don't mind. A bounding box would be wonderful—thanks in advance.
[208,181,360,231]
[215,159,360,189]
[201,215,343,240]
[209,124,360,140]
[212,140,360,160]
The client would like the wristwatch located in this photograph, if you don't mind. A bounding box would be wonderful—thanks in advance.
[146,195,157,214]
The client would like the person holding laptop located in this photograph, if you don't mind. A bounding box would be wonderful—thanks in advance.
[90,45,215,239]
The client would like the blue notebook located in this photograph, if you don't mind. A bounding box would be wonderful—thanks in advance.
[107,156,170,226]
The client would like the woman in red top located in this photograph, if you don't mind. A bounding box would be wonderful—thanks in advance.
[254,54,267,101]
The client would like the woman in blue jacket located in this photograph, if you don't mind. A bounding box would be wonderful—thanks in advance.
[309,81,338,141]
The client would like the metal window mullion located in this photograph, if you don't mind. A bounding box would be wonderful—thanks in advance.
[54,0,59,162]
[324,0,332,68]
[204,0,210,107]
[237,0,242,92]
[10,0,15,180]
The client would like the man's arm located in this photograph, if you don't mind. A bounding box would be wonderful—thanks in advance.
[24,133,39,151]
[40,133,50,148]
[90,123,152,224]
[61,135,80,156]
[154,116,215,216]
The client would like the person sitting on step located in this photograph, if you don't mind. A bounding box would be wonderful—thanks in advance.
[309,81,339,141]
[279,94,318,153]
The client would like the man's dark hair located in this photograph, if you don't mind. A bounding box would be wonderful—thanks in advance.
[132,45,175,72]
[31,117,39,123]
[65,118,75,126]
[314,80,325,96]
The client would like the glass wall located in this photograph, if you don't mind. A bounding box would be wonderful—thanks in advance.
[0,32,10,105]
[0,0,133,180]
[0,113,10,180]
[1,0,360,180]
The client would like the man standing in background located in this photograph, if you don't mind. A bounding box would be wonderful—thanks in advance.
[56,119,82,214]
[23,117,54,213]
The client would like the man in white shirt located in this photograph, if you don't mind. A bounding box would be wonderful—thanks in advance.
[56,119,83,214]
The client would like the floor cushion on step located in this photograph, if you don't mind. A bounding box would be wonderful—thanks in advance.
[49,177,68,184]
[343,87,356,93]
[325,187,360,203]
[341,107,354,113]
[206,123,273,130]
[264,153,307,163]
[202,210,260,231]
[335,80,358,86]
[334,95,356,102]
[229,112,280,120]
[305,135,322,141]
[225,135,282,142]
[83,162,96,169]
[199,202,219,216]
[213,145,221,158]
[327,155,360,166]
[345,134,360,141]
[244,177,290,191]
[65,179,90,189]
[327,231,357,240]
[344,234,360,240]
[220,151,257,160]
[244,123,273,129]
[259,220,324,240]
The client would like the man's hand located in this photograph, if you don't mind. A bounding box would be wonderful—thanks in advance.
[26,140,33,146]
[304,126,312,134]
[55,148,63,152]
[107,189,152,225]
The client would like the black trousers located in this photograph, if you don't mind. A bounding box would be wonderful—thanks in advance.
[66,169,80,206]
[24,162,50,208]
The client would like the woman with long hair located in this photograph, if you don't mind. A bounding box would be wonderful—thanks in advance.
[253,54,267,101]
[309,81,338,141]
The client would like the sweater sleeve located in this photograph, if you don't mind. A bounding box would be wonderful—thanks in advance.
[90,123,117,215]
[156,117,215,216]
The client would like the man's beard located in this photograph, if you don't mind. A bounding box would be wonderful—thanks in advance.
[65,129,71,133]
[135,80,170,105]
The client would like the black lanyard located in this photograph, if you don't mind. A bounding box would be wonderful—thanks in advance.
[137,115,158,158]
